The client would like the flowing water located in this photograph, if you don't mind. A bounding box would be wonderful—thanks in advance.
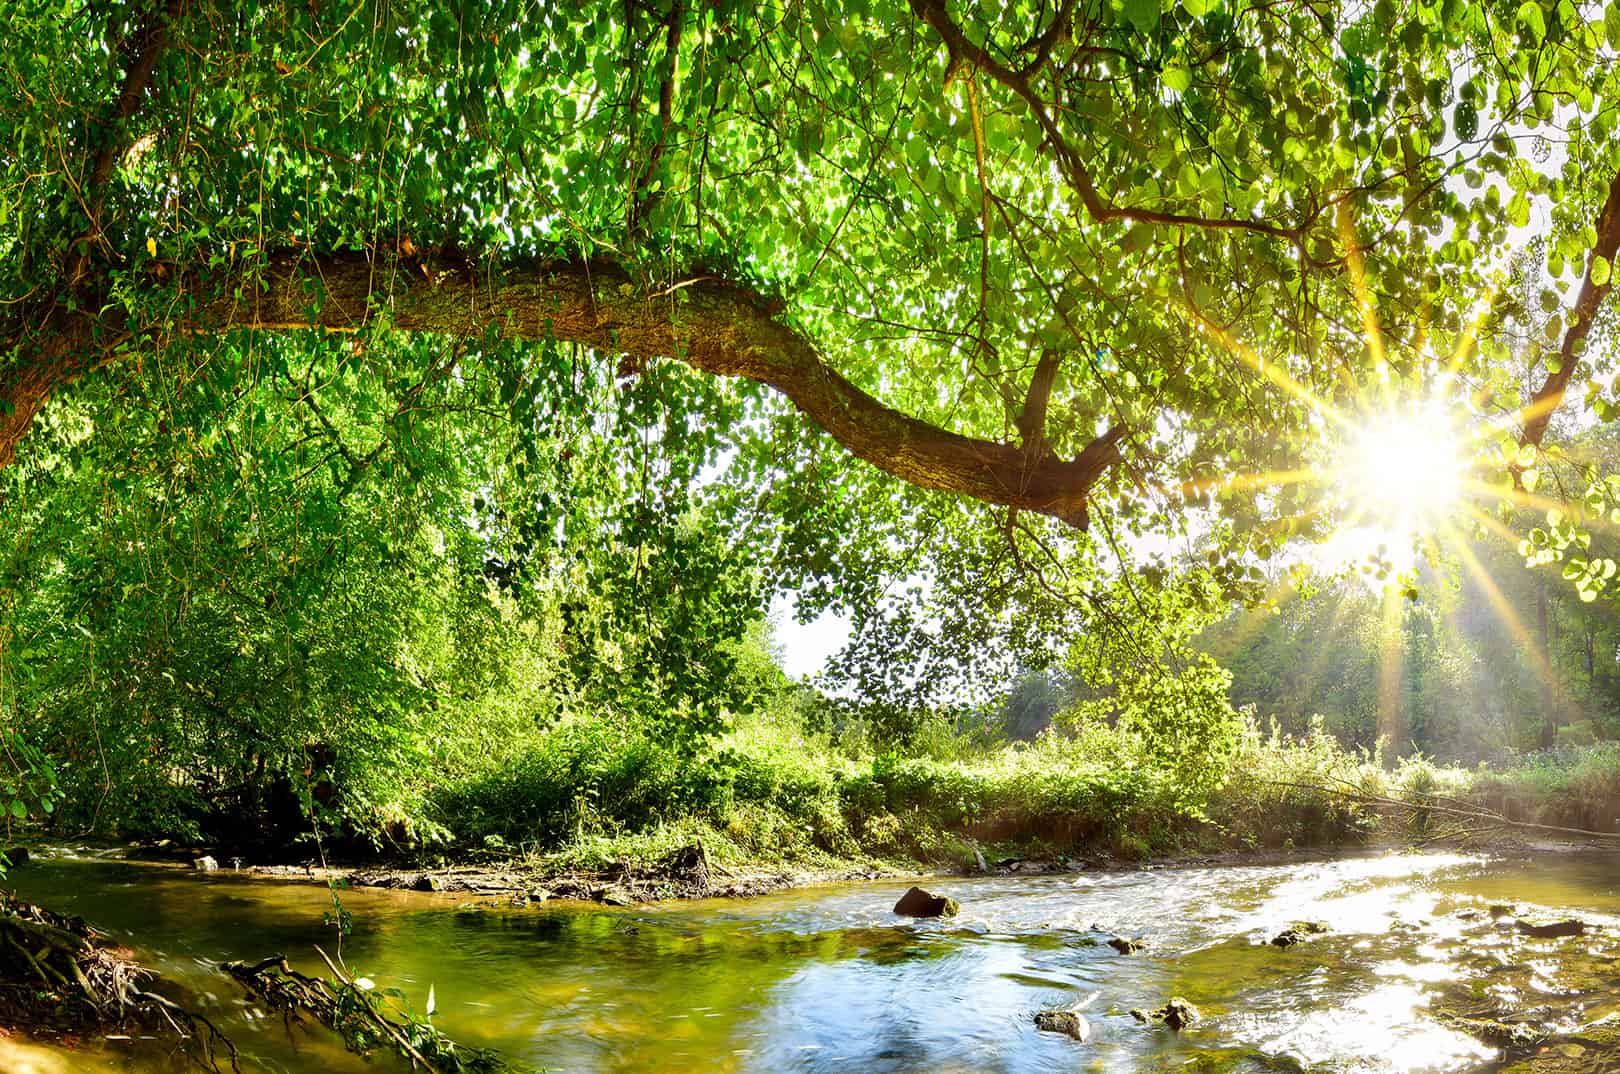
[2,848,1619,1074]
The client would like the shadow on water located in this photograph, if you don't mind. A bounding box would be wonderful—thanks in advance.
[2,848,1618,1073]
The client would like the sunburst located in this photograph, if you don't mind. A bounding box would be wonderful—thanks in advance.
[1160,202,1592,760]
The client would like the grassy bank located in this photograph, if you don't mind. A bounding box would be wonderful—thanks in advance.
[393,713,1620,885]
[47,674,1620,883]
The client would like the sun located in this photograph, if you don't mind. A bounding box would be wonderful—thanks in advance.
[1336,404,1466,534]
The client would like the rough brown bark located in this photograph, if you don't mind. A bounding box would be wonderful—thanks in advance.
[0,255,1125,526]
[1522,168,1620,449]
[0,307,128,469]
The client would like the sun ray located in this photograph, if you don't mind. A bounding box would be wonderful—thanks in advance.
[1439,521,1564,705]
[1457,501,1535,549]
[1443,288,1496,378]
[1460,478,1620,538]
[1197,561,1313,658]
[1337,202,1386,390]
[1188,501,1350,663]
[1172,301,1358,433]
[1376,579,1405,755]
[1173,468,1322,500]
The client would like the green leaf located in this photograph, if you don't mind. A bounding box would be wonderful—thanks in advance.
[1517,0,1546,40]
[1507,192,1530,228]
[1123,0,1160,32]
[1593,254,1612,287]
[1161,65,1192,94]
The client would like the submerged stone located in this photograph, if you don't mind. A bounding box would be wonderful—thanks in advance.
[1033,1009,1089,1040]
[1498,1023,1620,1073]
[1271,920,1331,947]
[1107,936,1146,954]
[1447,1015,1544,1049]
[1516,918,1589,939]
[1161,998,1200,1030]
[893,886,959,917]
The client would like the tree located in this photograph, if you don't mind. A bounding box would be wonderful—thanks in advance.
[4,0,1620,545]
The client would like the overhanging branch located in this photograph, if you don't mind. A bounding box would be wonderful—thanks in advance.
[0,255,1127,527]
[908,0,1314,245]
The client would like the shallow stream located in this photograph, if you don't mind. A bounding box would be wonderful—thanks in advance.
[3,848,1619,1073]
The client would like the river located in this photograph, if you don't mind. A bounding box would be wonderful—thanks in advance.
[1,847,1617,1073]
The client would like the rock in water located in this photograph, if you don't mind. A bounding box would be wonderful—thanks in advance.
[193,855,219,871]
[1034,1010,1090,1040]
[1107,936,1146,954]
[1515,917,1588,939]
[893,886,960,917]
[1160,998,1200,1030]
[1270,921,1330,947]
[2,847,27,866]
[1134,998,1200,1031]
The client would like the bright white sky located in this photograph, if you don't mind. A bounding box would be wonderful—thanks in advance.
[769,594,851,678]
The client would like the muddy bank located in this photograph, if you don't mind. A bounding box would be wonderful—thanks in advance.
[111,831,1610,911]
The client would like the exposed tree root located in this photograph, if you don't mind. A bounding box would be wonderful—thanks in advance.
[0,890,238,1070]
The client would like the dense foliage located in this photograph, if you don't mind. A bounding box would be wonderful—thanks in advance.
[4,0,1620,856]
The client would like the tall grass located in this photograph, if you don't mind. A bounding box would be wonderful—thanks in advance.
[425,708,1514,871]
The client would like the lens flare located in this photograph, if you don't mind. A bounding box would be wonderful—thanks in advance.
[1337,406,1465,533]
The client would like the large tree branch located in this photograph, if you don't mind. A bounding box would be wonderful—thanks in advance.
[0,255,1127,527]
[1522,167,1620,449]
[1016,348,1063,453]
[0,306,131,468]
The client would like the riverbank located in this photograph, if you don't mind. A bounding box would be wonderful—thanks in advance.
[43,726,1620,909]
[98,828,1603,919]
